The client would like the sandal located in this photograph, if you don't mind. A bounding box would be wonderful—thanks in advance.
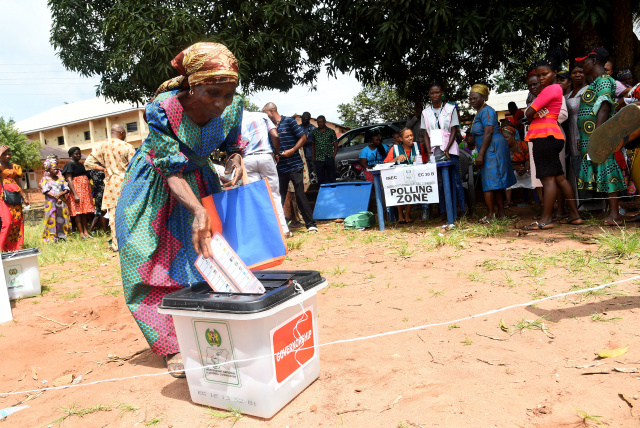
[628,214,640,222]
[478,216,494,224]
[164,353,186,378]
[522,221,554,231]
[603,220,621,227]
[560,217,583,225]
[398,220,407,225]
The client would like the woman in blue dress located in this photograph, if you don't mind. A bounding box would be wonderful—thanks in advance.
[469,84,516,222]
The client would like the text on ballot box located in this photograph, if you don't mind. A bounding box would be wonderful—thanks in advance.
[381,163,439,206]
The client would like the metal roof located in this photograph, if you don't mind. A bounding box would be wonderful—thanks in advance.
[15,97,144,134]
[486,90,530,112]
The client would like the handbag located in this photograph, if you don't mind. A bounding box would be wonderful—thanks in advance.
[2,184,23,205]
[201,158,287,270]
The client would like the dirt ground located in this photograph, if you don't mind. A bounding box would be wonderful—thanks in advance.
[1,204,640,427]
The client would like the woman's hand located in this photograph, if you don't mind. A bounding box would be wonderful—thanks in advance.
[192,208,212,259]
[222,154,243,188]
[475,153,484,166]
[73,192,80,202]
[444,149,450,160]
[535,108,549,119]
[395,154,407,163]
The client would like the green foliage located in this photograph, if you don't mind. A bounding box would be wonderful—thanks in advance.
[337,82,415,127]
[0,118,42,170]
[49,0,324,103]
[242,95,261,113]
[49,0,640,107]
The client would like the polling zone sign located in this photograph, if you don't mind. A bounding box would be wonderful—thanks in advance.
[381,163,439,206]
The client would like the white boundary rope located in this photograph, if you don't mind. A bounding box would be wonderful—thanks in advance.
[2,274,639,397]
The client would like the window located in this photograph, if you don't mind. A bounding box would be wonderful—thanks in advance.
[126,122,138,133]
[84,131,91,141]
[57,136,64,146]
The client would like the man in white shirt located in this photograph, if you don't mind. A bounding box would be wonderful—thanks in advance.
[240,109,291,237]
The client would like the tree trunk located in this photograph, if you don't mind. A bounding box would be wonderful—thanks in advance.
[568,20,605,65]
[610,0,636,71]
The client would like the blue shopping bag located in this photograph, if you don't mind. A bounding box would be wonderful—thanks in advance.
[202,178,287,270]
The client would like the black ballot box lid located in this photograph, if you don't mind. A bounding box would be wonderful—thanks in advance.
[160,270,324,314]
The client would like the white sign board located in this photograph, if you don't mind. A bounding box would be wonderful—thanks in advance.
[0,257,13,324]
[381,163,439,206]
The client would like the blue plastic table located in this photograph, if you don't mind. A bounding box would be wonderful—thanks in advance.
[370,161,457,231]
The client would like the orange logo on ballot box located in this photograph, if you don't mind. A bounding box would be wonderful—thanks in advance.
[271,309,315,384]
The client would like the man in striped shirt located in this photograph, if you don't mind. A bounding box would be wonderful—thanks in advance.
[240,109,291,237]
[263,102,318,233]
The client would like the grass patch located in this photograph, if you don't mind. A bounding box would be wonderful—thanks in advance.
[395,244,415,257]
[448,324,460,329]
[466,270,484,282]
[596,228,640,259]
[115,402,139,418]
[513,316,552,336]
[102,287,122,297]
[429,289,445,297]
[202,405,243,426]
[322,282,351,294]
[60,289,83,300]
[529,289,549,300]
[590,312,622,322]
[287,235,307,251]
[331,265,347,276]
[575,407,605,426]
[47,402,111,426]
[460,337,473,345]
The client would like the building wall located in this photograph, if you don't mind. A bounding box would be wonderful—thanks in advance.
[25,109,147,155]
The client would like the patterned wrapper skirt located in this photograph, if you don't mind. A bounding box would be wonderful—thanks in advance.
[66,175,95,216]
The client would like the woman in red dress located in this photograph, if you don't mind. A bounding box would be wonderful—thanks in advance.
[0,145,29,251]
[63,147,95,238]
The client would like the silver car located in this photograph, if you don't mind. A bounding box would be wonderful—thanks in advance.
[334,121,406,173]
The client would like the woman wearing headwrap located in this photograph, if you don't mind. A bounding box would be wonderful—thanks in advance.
[0,145,28,251]
[62,146,95,238]
[469,84,516,222]
[40,158,72,243]
[115,42,244,377]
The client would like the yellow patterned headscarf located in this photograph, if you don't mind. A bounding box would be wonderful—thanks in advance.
[470,84,490,101]
[154,42,239,98]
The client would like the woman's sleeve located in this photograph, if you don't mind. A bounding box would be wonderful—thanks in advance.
[219,96,244,154]
[61,161,73,177]
[14,164,22,178]
[480,108,496,128]
[358,147,368,159]
[530,85,557,111]
[592,79,617,116]
[41,178,50,194]
[146,99,189,177]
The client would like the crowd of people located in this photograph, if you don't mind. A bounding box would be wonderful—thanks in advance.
[1,41,638,377]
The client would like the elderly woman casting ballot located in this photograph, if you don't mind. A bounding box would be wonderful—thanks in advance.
[469,84,516,222]
[115,43,244,377]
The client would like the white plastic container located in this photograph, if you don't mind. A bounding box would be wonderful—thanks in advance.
[158,271,326,418]
[2,248,41,300]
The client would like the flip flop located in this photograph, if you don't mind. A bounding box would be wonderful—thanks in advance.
[398,220,407,224]
[522,221,554,231]
[628,214,640,222]
[164,353,186,378]
[560,217,584,225]
[588,103,640,163]
[478,216,494,224]
[603,220,622,227]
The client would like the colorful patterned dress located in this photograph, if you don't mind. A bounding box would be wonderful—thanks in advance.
[115,90,242,355]
[0,164,24,251]
[40,175,72,243]
[577,75,627,193]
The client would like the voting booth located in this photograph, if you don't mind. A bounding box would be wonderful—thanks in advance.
[380,163,440,206]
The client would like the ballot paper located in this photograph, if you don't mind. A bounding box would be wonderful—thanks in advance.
[195,233,265,294]
[430,129,445,147]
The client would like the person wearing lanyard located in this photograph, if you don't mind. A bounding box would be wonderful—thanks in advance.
[420,81,465,215]
[383,127,422,223]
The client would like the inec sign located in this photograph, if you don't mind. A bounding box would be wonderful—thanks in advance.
[381,164,439,206]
